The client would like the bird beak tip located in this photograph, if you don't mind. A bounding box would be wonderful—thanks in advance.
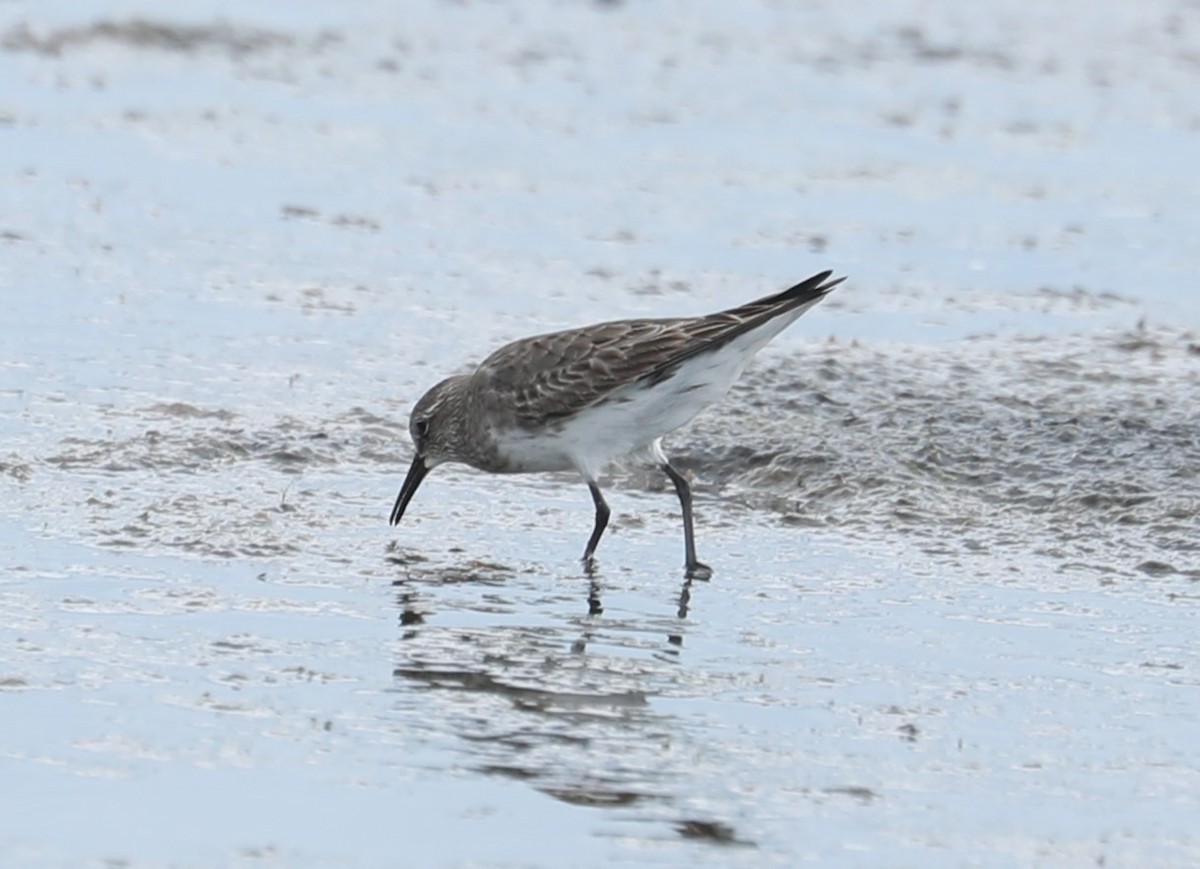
[389,454,430,527]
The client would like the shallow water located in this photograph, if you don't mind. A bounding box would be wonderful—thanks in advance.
[2,0,1199,865]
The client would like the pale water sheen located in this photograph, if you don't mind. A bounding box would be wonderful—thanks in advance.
[1,0,1198,865]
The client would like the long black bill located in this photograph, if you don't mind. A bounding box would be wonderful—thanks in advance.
[389,454,429,526]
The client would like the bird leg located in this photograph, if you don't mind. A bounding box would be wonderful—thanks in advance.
[582,481,611,570]
[661,462,713,580]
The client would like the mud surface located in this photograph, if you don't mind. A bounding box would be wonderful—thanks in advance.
[1,0,1198,865]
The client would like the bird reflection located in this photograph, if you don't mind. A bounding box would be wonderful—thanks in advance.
[392,579,425,639]
[676,575,693,619]
[387,541,698,651]
[580,570,696,623]
[382,542,730,835]
[587,574,603,616]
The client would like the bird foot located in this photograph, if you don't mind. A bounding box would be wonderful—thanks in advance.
[685,561,713,581]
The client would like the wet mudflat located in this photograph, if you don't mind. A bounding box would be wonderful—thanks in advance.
[2,0,1198,865]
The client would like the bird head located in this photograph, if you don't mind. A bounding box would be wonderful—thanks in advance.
[389,375,468,526]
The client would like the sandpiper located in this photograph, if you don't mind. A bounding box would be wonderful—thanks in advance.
[390,270,844,578]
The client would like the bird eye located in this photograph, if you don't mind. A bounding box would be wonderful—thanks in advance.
[414,418,430,440]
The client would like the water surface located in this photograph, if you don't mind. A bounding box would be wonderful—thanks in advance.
[1,0,1198,865]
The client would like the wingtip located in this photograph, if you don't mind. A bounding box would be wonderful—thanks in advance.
[784,270,846,300]
[818,273,847,294]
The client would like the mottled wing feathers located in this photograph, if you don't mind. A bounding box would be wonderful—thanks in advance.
[478,320,695,423]
[475,271,842,426]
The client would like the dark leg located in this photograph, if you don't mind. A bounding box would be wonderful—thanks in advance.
[582,481,611,570]
[662,462,713,580]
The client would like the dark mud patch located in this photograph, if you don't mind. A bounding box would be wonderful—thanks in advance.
[1,19,334,58]
[14,321,1198,578]
[677,323,1199,580]
[1,19,286,57]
